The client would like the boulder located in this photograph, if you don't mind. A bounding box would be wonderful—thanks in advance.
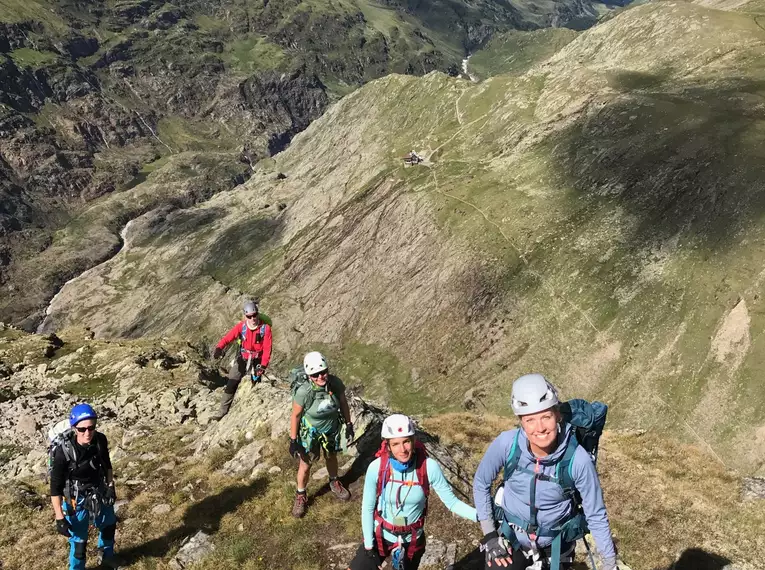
[170,531,215,570]
[742,477,765,501]
[220,440,265,477]
[17,415,39,436]
[151,503,172,515]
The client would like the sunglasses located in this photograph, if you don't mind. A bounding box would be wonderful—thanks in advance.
[75,425,96,433]
[245,314,258,320]
[309,370,328,379]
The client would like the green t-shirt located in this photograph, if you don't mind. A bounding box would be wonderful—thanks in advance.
[294,375,346,433]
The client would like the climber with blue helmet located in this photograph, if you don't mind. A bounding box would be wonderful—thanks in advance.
[50,403,120,569]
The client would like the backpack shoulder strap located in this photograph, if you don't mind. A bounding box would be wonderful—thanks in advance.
[375,442,390,501]
[502,430,522,484]
[414,442,430,498]
[556,432,580,493]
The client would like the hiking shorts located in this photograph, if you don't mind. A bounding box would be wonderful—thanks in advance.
[348,536,426,570]
[299,420,342,462]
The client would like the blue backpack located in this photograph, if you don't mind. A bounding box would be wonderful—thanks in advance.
[495,399,608,570]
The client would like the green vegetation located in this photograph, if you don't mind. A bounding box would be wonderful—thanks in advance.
[0,0,68,30]
[8,47,58,68]
[468,28,580,79]
[223,35,289,76]
[156,117,240,153]
[62,374,117,398]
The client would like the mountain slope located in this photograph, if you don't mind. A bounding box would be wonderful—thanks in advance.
[38,0,765,474]
[1,0,606,327]
[0,325,763,570]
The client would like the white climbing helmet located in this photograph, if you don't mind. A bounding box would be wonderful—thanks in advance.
[381,414,415,439]
[303,351,328,376]
[510,373,559,416]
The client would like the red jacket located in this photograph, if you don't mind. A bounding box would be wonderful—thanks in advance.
[216,320,272,367]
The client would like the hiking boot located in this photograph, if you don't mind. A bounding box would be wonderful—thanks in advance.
[292,492,308,518]
[329,478,351,502]
[98,553,124,569]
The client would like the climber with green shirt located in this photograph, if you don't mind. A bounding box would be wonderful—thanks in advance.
[289,351,353,518]
[346,414,477,570]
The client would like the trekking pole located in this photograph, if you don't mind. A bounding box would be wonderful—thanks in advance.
[583,535,598,570]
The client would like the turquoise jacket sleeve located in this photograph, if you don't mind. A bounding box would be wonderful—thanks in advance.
[426,458,477,521]
[362,458,381,549]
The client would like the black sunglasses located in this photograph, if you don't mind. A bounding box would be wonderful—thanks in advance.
[245,314,258,320]
[75,425,96,433]
[309,370,328,379]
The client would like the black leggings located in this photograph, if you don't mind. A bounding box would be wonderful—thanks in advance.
[348,536,426,570]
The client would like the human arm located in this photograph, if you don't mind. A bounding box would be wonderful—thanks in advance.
[473,430,517,535]
[259,324,272,368]
[50,446,67,520]
[572,449,616,566]
[216,323,241,350]
[426,458,477,521]
[361,459,380,549]
[289,400,304,440]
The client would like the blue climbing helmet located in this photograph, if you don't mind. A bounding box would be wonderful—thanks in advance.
[69,403,97,427]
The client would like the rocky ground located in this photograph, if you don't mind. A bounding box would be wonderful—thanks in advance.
[1,324,764,570]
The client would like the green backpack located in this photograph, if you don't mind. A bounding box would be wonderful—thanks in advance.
[289,366,340,411]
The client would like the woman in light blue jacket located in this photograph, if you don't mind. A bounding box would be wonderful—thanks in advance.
[473,374,617,570]
[347,414,477,570]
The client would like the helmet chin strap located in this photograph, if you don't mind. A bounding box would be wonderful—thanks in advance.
[246,319,258,330]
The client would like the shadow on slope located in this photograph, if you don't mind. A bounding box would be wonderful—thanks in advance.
[656,548,732,570]
[118,478,267,564]
[551,73,765,250]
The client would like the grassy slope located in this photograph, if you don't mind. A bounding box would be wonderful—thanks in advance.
[468,28,580,79]
[0,328,762,570]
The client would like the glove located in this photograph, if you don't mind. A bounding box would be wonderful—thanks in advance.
[213,347,223,359]
[480,531,511,567]
[289,438,305,459]
[345,422,355,443]
[56,518,71,537]
[104,482,116,505]
[252,365,264,381]
[363,547,382,566]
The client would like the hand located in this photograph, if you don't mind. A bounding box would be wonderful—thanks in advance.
[56,518,71,537]
[363,547,382,567]
[104,483,116,505]
[289,438,305,459]
[345,423,355,443]
[213,347,223,359]
[480,532,512,568]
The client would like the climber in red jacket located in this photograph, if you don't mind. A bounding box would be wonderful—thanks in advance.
[212,300,273,419]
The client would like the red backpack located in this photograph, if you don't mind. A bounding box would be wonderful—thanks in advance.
[373,439,430,560]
